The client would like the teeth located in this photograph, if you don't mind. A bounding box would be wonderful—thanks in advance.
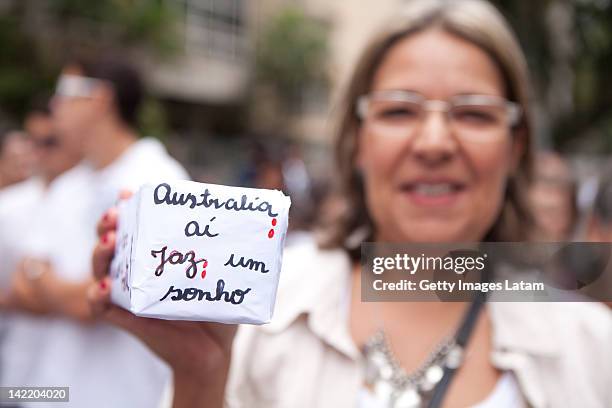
[412,183,455,196]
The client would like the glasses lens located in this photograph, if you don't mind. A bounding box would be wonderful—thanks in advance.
[450,104,510,142]
[366,99,423,135]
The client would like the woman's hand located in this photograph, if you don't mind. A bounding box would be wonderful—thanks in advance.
[88,199,236,408]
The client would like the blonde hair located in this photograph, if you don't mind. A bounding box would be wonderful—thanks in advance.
[322,0,535,258]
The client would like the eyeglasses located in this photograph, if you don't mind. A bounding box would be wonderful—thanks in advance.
[55,74,104,99]
[356,90,522,143]
[31,135,60,150]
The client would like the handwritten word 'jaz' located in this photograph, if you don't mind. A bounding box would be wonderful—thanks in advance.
[151,246,207,279]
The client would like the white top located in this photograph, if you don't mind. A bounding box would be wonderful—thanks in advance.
[0,178,46,288]
[471,372,525,408]
[357,371,525,408]
[0,177,48,387]
[0,138,189,408]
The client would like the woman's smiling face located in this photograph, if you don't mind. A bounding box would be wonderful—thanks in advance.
[357,29,522,243]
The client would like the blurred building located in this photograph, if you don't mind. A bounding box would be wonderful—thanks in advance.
[1,0,403,180]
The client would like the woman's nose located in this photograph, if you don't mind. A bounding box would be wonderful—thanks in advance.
[410,109,459,164]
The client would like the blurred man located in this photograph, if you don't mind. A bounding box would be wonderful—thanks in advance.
[25,98,82,184]
[0,99,81,285]
[586,169,612,307]
[0,98,83,407]
[1,57,188,408]
[528,151,578,241]
[0,129,34,189]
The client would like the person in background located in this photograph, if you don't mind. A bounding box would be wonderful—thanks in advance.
[90,1,611,407]
[586,166,612,307]
[0,96,82,287]
[1,57,188,408]
[0,96,83,394]
[528,151,578,241]
[0,128,34,190]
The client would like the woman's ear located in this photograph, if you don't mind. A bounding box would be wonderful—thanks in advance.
[92,83,115,117]
[354,127,366,173]
[510,126,527,174]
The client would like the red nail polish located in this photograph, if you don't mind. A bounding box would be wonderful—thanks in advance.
[100,280,107,290]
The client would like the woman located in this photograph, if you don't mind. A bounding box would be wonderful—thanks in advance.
[90,0,611,407]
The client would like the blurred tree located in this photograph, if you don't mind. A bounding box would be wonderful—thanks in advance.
[254,5,329,110]
[0,0,179,130]
[491,0,612,152]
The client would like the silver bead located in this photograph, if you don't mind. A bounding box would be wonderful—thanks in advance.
[392,387,421,408]
[370,351,388,366]
[364,359,379,385]
[420,365,444,392]
[445,346,464,369]
[374,380,394,404]
[379,363,394,380]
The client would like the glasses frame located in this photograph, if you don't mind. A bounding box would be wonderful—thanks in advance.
[54,74,106,99]
[356,90,522,129]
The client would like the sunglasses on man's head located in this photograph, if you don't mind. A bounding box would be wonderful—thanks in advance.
[54,74,104,99]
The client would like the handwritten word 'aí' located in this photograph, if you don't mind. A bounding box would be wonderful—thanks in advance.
[184,217,219,238]
[153,183,279,217]
[151,246,207,279]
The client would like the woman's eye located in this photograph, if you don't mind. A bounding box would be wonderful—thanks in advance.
[376,105,419,119]
[453,108,498,124]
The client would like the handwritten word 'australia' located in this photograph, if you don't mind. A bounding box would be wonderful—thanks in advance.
[154,183,279,217]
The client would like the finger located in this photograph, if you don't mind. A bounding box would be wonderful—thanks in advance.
[88,277,112,317]
[88,279,163,343]
[92,231,116,280]
[97,207,118,238]
[201,322,238,353]
[118,190,133,201]
[0,292,11,309]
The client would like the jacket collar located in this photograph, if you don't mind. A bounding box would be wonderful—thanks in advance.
[262,243,360,359]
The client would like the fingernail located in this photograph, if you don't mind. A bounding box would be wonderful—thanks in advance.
[100,280,107,290]
[102,233,109,244]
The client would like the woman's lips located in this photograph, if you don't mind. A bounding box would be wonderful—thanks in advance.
[399,182,467,206]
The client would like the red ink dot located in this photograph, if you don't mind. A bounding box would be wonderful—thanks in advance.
[268,229,275,238]
[201,260,208,279]
[271,218,277,226]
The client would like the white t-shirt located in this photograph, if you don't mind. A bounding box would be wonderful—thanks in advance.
[0,178,46,288]
[0,177,49,388]
[1,138,189,408]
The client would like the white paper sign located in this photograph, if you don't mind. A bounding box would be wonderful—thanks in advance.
[110,180,291,324]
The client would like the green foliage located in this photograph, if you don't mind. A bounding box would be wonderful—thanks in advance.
[138,97,169,141]
[491,0,612,151]
[255,6,329,108]
[48,0,180,55]
[0,14,55,119]
[0,0,178,125]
